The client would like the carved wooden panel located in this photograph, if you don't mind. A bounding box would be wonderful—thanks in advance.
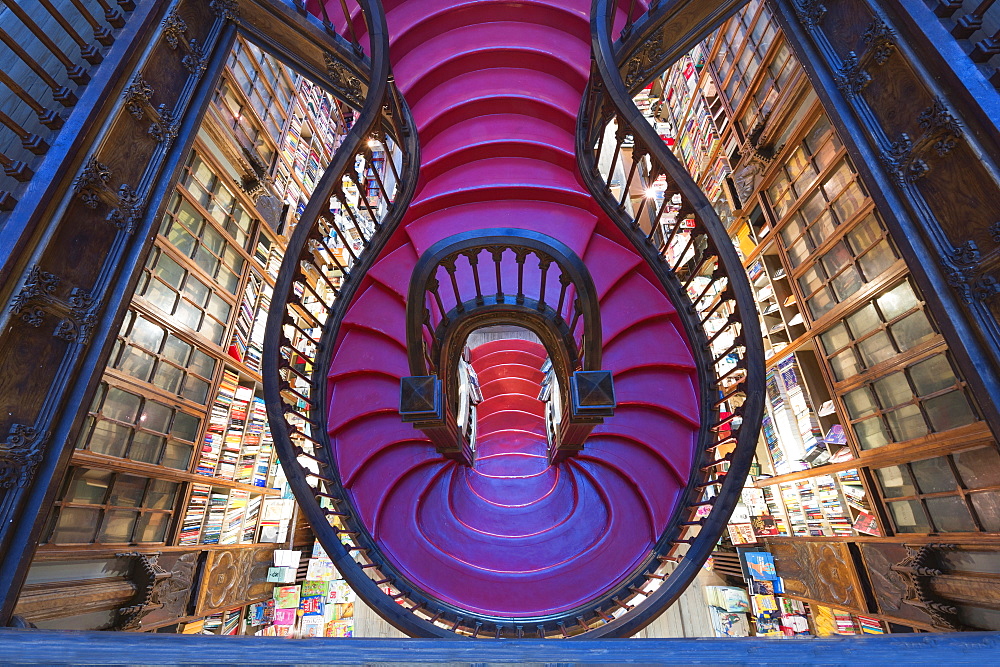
[194,546,275,616]
[767,540,865,611]
[857,542,937,626]
[139,551,200,628]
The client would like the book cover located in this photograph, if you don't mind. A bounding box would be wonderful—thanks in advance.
[727,523,756,545]
[300,595,324,616]
[273,585,300,609]
[750,514,780,537]
[272,607,296,626]
[744,552,778,580]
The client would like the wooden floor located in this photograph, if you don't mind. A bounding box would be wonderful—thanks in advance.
[352,568,725,639]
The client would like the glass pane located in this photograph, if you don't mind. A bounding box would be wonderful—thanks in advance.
[819,322,850,354]
[885,404,928,441]
[153,362,184,394]
[166,221,197,257]
[162,334,192,365]
[202,225,226,255]
[909,354,957,396]
[143,279,178,313]
[141,401,173,434]
[854,416,890,449]
[877,281,918,319]
[807,288,835,319]
[873,372,912,408]
[888,500,930,533]
[822,160,852,199]
[798,265,825,295]
[954,447,1000,490]
[109,475,147,507]
[821,242,852,277]
[129,315,164,352]
[184,276,211,307]
[831,266,863,301]
[161,442,194,470]
[63,468,112,504]
[808,211,837,246]
[202,317,226,345]
[129,432,164,464]
[846,214,881,253]
[787,238,809,267]
[174,300,202,330]
[846,304,881,337]
[876,465,917,498]
[800,190,826,223]
[49,507,101,543]
[780,215,805,245]
[831,182,864,222]
[844,387,878,419]
[89,419,131,458]
[970,491,1000,532]
[891,311,935,351]
[219,267,240,294]
[117,346,156,382]
[171,411,200,442]
[924,390,976,432]
[188,349,216,377]
[194,246,220,277]
[926,496,976,532]
[145,480,179,510]
[207,294,232,322]
[136,512,170,543]
[910,456,956,494]
[99,510,138,543]
[829,349,860,381]
[102,388,141,423]
[857,331,895,368]
[152,253,185,289]
[858,240,896,280]
[181,376,210,404]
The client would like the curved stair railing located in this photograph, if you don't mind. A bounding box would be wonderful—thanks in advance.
[564,0,764,637]
[266,0,763,639]
[400,228,614,465]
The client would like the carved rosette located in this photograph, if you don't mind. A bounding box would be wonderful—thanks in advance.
[0,424,48,489]
[794,0,827,30]
[72,158,146,232]
[324,51,365,108]
[8,265,102,343]
[862,16,896,65]
[622,32,668,91]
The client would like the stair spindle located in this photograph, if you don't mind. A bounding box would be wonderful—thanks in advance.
[68,0,114,46]
[0,152,33,182]
[463,249,484,305]
[0,110,49,156]
[0,28,77,107]
[952,0,997,38]
[0,73,63,132]
[37,0,103,64]
[3,2,91,85]
[514,248,527,304]
[93,0,126,28]
[537,254,551,311]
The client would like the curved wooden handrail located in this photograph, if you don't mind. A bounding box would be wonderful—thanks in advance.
[405,228,602,377]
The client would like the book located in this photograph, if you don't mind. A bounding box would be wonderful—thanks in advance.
[273,585,300,609]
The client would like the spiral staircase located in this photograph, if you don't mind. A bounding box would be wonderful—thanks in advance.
[265,0,762,638]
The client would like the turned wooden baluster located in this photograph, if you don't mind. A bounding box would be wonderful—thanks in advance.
[952,0,997,38]
[36,0,104,64]
[0,26,77,107]
[0,109,51,153]
[67,0,114,47]
[2,1,92,85]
